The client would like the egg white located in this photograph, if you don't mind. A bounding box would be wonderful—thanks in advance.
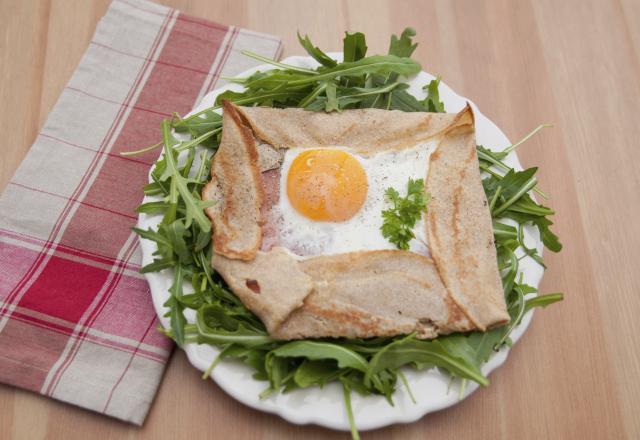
[271,141,440,257]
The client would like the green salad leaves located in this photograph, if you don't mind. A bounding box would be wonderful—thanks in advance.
[132,28,563,439]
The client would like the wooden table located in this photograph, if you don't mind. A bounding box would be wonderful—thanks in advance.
[1,0,639,438]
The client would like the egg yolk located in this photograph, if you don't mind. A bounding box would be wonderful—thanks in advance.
[287,149,368,222]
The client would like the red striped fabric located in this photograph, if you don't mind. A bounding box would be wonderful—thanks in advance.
[0,0,281,425]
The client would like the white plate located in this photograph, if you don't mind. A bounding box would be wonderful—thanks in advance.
[138,53,544,432]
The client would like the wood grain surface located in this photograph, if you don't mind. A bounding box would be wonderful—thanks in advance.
[1,0,639,438]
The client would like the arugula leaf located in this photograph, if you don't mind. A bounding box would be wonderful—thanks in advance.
[483,166,562,253]
[166,265,187,345]
[341,378,361,440]
[535,217,562,252]
[525,293,564,313]
[273,341,368,372]
[177,293,204,310]
[297,32,338,67]
[324,81,339,112]
[423,77,445,113]
[477,144,509,169]
[293,360,342,388]
[133,226,172,249]
[465,329,505,364]
[215,88,309,108]
[388,88,429,112]
[160,120,212,232]
[493,221,518,239]
[305,82,408,112]
[343,32,367,62]
[195,305,273,347]
[136,200,171,214]
[139,257,174,273]
[388,27,417,57]
[367,336,488,386]
[381,178,430,250]
[287,55,421,86]
[377,28,420,96]
[263,352,293,397]
[159,220,191,263]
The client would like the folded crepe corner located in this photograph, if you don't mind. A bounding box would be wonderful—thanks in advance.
[203,101,509,339]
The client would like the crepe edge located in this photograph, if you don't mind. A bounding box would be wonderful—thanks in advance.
[202,100,264,261]
[426,103,510,331]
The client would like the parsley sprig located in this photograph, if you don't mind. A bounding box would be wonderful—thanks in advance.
[130,29,564,439]
[381,178,430,250]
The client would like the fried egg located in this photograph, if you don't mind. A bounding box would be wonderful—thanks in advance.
[268,141,440,256]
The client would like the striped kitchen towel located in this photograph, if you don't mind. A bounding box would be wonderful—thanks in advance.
[0,0,281,425]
